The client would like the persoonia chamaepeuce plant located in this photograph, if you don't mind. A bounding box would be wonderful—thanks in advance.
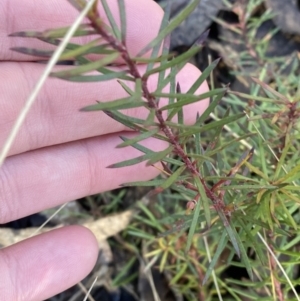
[8,0,300,299]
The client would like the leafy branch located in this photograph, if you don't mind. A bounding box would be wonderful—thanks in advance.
[9,0,300,298]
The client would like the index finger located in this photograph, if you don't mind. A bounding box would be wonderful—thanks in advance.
[0,0,164,61]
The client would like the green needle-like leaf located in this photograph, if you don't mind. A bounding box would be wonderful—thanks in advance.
[51,52,119,77]
[137,0,200,57]
[161,88,226,110]
[107,154,149,168]
[196,89,227,125]
[118,0,126,43]
[9,25,96,39]
[146,0,171,73]
[116,129,159,148]
[218,211,240,257]
[57,71,130,82]
[143,44,202,77]
[159,165,186,190]
[185,196,202,253]
[188,58,221,94]
[202,229,228,285]
[120,137,184,166]
[121,178,167,187]
[165,113,245,137]
[81,97,145,111]
[103,110,148,128]
[10,47,54,58]
[146,146,174,166]
[275,163,300,184]
[101,0,121,40]
[193,175,211,227]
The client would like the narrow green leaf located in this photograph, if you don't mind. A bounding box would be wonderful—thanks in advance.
[159,165,186,190]
[146,146,174,165]
[108,146,173,168]
[120,137,184,166]
[157,61,187,93]
[134,78,142,98]
[144,44,202,77]
[10,47,53,58]
[277,193,297,230]
[260,198,273,231]
[56,71,130,82]
[185,196,201,253]
[201,108,229,152]
[228,90,286,105]
[144,109,156,126]
[107,154,149,168]
[9,25,96,39]
[194,114,201,155]
[51,52,119,77]
[112,257,136,286]
[117,129,159,148]
[43,26,96,38]
[170,264,188,285]
[273,142,291,181]
[235,228,254,280]
[244,161,269,181]
[193,176,211,227]
[275,163,300,184]
[101,0,121,40]
[130,53,173,64]
[146,0,171,73]
[59,38,101,60]
[218,211,240,257]
[118,0,126,43]
[171,113,245,137]
[161,88,226,110]
[205,133,256,157]
[237,217,266,266]
[137,203,164,230]
[154,92,202,99]
[161,222,192,237]
[218,184,277,190]
[196,89,227,125]
[202,229,227,284]
[103,110,145,127]
[235,213,288,236]
[165,71,179,121]
[81,97,145,111]
[117,80,135,95]
[251,77,288,103]
[188,58,221,94]
[176,84,184,125]
[121,178,166,187]
[137,0,201,56]
[187,153,215,163]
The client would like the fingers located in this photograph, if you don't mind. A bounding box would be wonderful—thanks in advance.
[0,226,98,301]
[1,0,163,61]
[0,62,209,156]
[0,133,167,223]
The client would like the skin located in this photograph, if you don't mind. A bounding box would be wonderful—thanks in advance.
[0,0,209,300]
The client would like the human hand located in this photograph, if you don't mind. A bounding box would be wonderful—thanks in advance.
[0,0,209,300]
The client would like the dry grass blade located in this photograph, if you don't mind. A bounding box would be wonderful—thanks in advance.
[0,0,97,167]
[82,277,98,301]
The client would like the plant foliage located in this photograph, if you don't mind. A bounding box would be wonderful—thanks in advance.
[12,0,300,300]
